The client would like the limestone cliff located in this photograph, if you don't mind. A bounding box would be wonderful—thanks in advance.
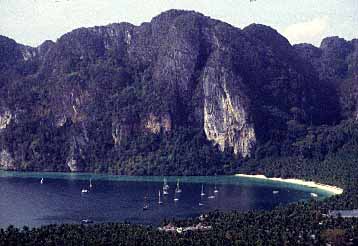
[202,59,255,157]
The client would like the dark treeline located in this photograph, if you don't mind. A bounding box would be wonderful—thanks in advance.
[2,202,358,245]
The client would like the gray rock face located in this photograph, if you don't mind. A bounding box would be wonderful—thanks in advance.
[111,117,139,147]
[0,110,12,130]
[294,37,358,120]
[202,55,255,157]
[66,132,88,172]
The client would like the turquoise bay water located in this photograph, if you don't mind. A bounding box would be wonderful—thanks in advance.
[0,171,334,228]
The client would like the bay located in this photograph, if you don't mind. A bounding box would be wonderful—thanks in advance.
[0,171,333,228]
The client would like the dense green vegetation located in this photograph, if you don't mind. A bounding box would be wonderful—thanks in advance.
[241,119,358,187]
[2,201,358,245]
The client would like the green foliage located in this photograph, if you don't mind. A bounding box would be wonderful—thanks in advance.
[2,201,358,245]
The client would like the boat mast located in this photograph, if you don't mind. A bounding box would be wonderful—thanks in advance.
[158,190,163,204]
[201,184,205,196]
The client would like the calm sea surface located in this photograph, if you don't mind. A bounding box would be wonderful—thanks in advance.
[0,171,333,228]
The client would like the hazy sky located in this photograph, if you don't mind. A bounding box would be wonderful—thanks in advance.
[0,0,357,47]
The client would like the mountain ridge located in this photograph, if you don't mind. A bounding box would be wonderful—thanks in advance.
[0,9,356,174]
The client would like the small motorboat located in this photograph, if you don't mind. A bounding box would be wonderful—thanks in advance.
[173,193,179,202]
[81,219,93,224]
[310,192,318,197]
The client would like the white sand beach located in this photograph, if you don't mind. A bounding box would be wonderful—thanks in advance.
[235,174,343,195]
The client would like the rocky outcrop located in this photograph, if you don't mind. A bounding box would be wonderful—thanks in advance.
[20,46,37,61]
[0,149,15,170]
[295,37,358,120]
[144,113,172,134]
[202,58,256,157]
[112,121,135,146]
[66,133,88,172]
[0,110,12,130]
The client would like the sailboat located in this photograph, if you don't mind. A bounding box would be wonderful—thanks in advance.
[173,180,180,202]
[208,182,215,198]
[143,196,149,210]
[158,190,163,205]
[199,185,205,206]
[175,179,182,193]
[89,179,93,189]
[214,175,219,193]
[200,184,205,196]
[163,178,169,190]
[163,188,169,195]
[40,178,44,184]
[163,178,169,195]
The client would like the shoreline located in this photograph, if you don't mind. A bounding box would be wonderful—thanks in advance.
[0,170,344,195]
[235,174,343,195]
